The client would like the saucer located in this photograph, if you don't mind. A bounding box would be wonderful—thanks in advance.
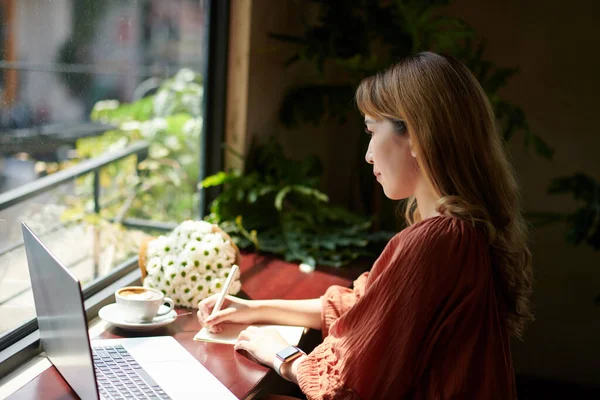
[98,303,178,332]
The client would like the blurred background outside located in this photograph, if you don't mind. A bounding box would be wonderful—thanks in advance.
[0,0,208,336]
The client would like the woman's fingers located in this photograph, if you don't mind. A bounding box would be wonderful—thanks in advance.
[235,332,257,362]
[237,328,252,342]
[198,295,251,331]
[208,324,223,334]
[197,294,218,320]
[198,294,239,323]
[235,340,251,351]
[205,306,238,326]
[233,326,289,368]
[198,293,225,312]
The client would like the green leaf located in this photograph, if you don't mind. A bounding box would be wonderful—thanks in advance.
[566,208,595,246]
[291,185,329,202]
[274,186,293,211]
[531,134,555,159]
[200,171,238,188]
[258,185,277,197]
[247,189,258,203]
[548,174,596,202]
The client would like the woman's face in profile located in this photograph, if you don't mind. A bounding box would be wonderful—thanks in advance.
[364,115,420,200]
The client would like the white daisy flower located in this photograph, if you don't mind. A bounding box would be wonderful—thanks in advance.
[187,270,201,286]
[187,244,207,262]
[145,256,162,276]
[192,287,211,309]
[149,235,176,258]
[190,231,211,245]
[203,271,217,285]
[176,251,195,273]
[169,283,191,307]
[161,254,177,271]
[218,268,231,280]
[229,280,242,295]
[196,278,211,294]
[210,278,224,294]
[201,257,218,275]
[162,265,183,289]
[143,275,159,290]
[179,286,197,307]
[174,220,200,235]
[188,255,203,271]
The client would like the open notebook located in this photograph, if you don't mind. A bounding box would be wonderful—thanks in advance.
[194,324,306,346]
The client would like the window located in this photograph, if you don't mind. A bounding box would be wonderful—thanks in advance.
[0,0,224,351]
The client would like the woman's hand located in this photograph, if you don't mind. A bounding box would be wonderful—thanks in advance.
[234,326,290,368]
[197,294,259,333]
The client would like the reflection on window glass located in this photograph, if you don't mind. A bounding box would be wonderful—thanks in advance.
[0,0,208,337]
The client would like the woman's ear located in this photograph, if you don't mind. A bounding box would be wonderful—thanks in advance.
[408,137,417,158]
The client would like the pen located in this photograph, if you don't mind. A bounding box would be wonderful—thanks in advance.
[210,264,239,317]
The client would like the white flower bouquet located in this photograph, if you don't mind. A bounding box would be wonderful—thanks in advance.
[138,220,242,308]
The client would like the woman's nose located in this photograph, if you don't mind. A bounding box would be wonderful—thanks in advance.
[365,150,374,164]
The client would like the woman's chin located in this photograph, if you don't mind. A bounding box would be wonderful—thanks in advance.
[382,188,399,200]
[382,186,411,201]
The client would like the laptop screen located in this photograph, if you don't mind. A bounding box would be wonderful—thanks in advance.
[22,223,99,400]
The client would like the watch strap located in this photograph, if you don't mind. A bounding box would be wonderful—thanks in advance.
[274,346,305,381]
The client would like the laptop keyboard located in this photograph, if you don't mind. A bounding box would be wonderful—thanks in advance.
[93,345,171,400]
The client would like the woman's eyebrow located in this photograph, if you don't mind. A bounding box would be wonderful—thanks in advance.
[364,118,376,125]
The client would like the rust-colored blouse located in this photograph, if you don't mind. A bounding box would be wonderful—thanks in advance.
[296,216,516,399]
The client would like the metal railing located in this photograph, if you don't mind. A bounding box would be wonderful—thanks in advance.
[0,141,149,211]
[0,141,150,276]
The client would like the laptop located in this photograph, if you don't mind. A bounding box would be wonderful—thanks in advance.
[22,222,238,400]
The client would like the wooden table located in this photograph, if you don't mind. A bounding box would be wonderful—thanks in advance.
[8,253,366,399]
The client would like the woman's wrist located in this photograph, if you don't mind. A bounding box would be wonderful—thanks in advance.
[279,354,307,384]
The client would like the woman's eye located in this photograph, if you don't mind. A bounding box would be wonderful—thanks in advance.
[393,119,407,133]
[364,128,373,136]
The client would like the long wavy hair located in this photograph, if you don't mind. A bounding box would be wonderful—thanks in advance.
[355,51,533,339]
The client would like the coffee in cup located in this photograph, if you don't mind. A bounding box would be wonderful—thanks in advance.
[115,286,174,323]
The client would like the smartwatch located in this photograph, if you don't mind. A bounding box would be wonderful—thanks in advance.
[273,345,306,381]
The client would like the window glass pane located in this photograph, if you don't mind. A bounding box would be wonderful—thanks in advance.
[0,0,209,338]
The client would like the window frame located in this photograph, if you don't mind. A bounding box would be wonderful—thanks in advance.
[199,0,230,215]
[0,0,229,380]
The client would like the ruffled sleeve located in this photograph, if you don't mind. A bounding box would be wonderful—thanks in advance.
[320,272,369,337]
[296,217,511,400]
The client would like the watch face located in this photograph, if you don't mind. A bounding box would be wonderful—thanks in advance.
[277,346,300,361]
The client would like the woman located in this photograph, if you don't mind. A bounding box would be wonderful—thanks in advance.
[197,51,533,399]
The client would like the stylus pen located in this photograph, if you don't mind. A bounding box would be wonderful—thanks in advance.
[210,264,240,317]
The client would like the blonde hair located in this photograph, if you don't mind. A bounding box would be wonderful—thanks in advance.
[356,52,533,339]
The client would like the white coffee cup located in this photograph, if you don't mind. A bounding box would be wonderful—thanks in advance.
[115,286,175,323]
